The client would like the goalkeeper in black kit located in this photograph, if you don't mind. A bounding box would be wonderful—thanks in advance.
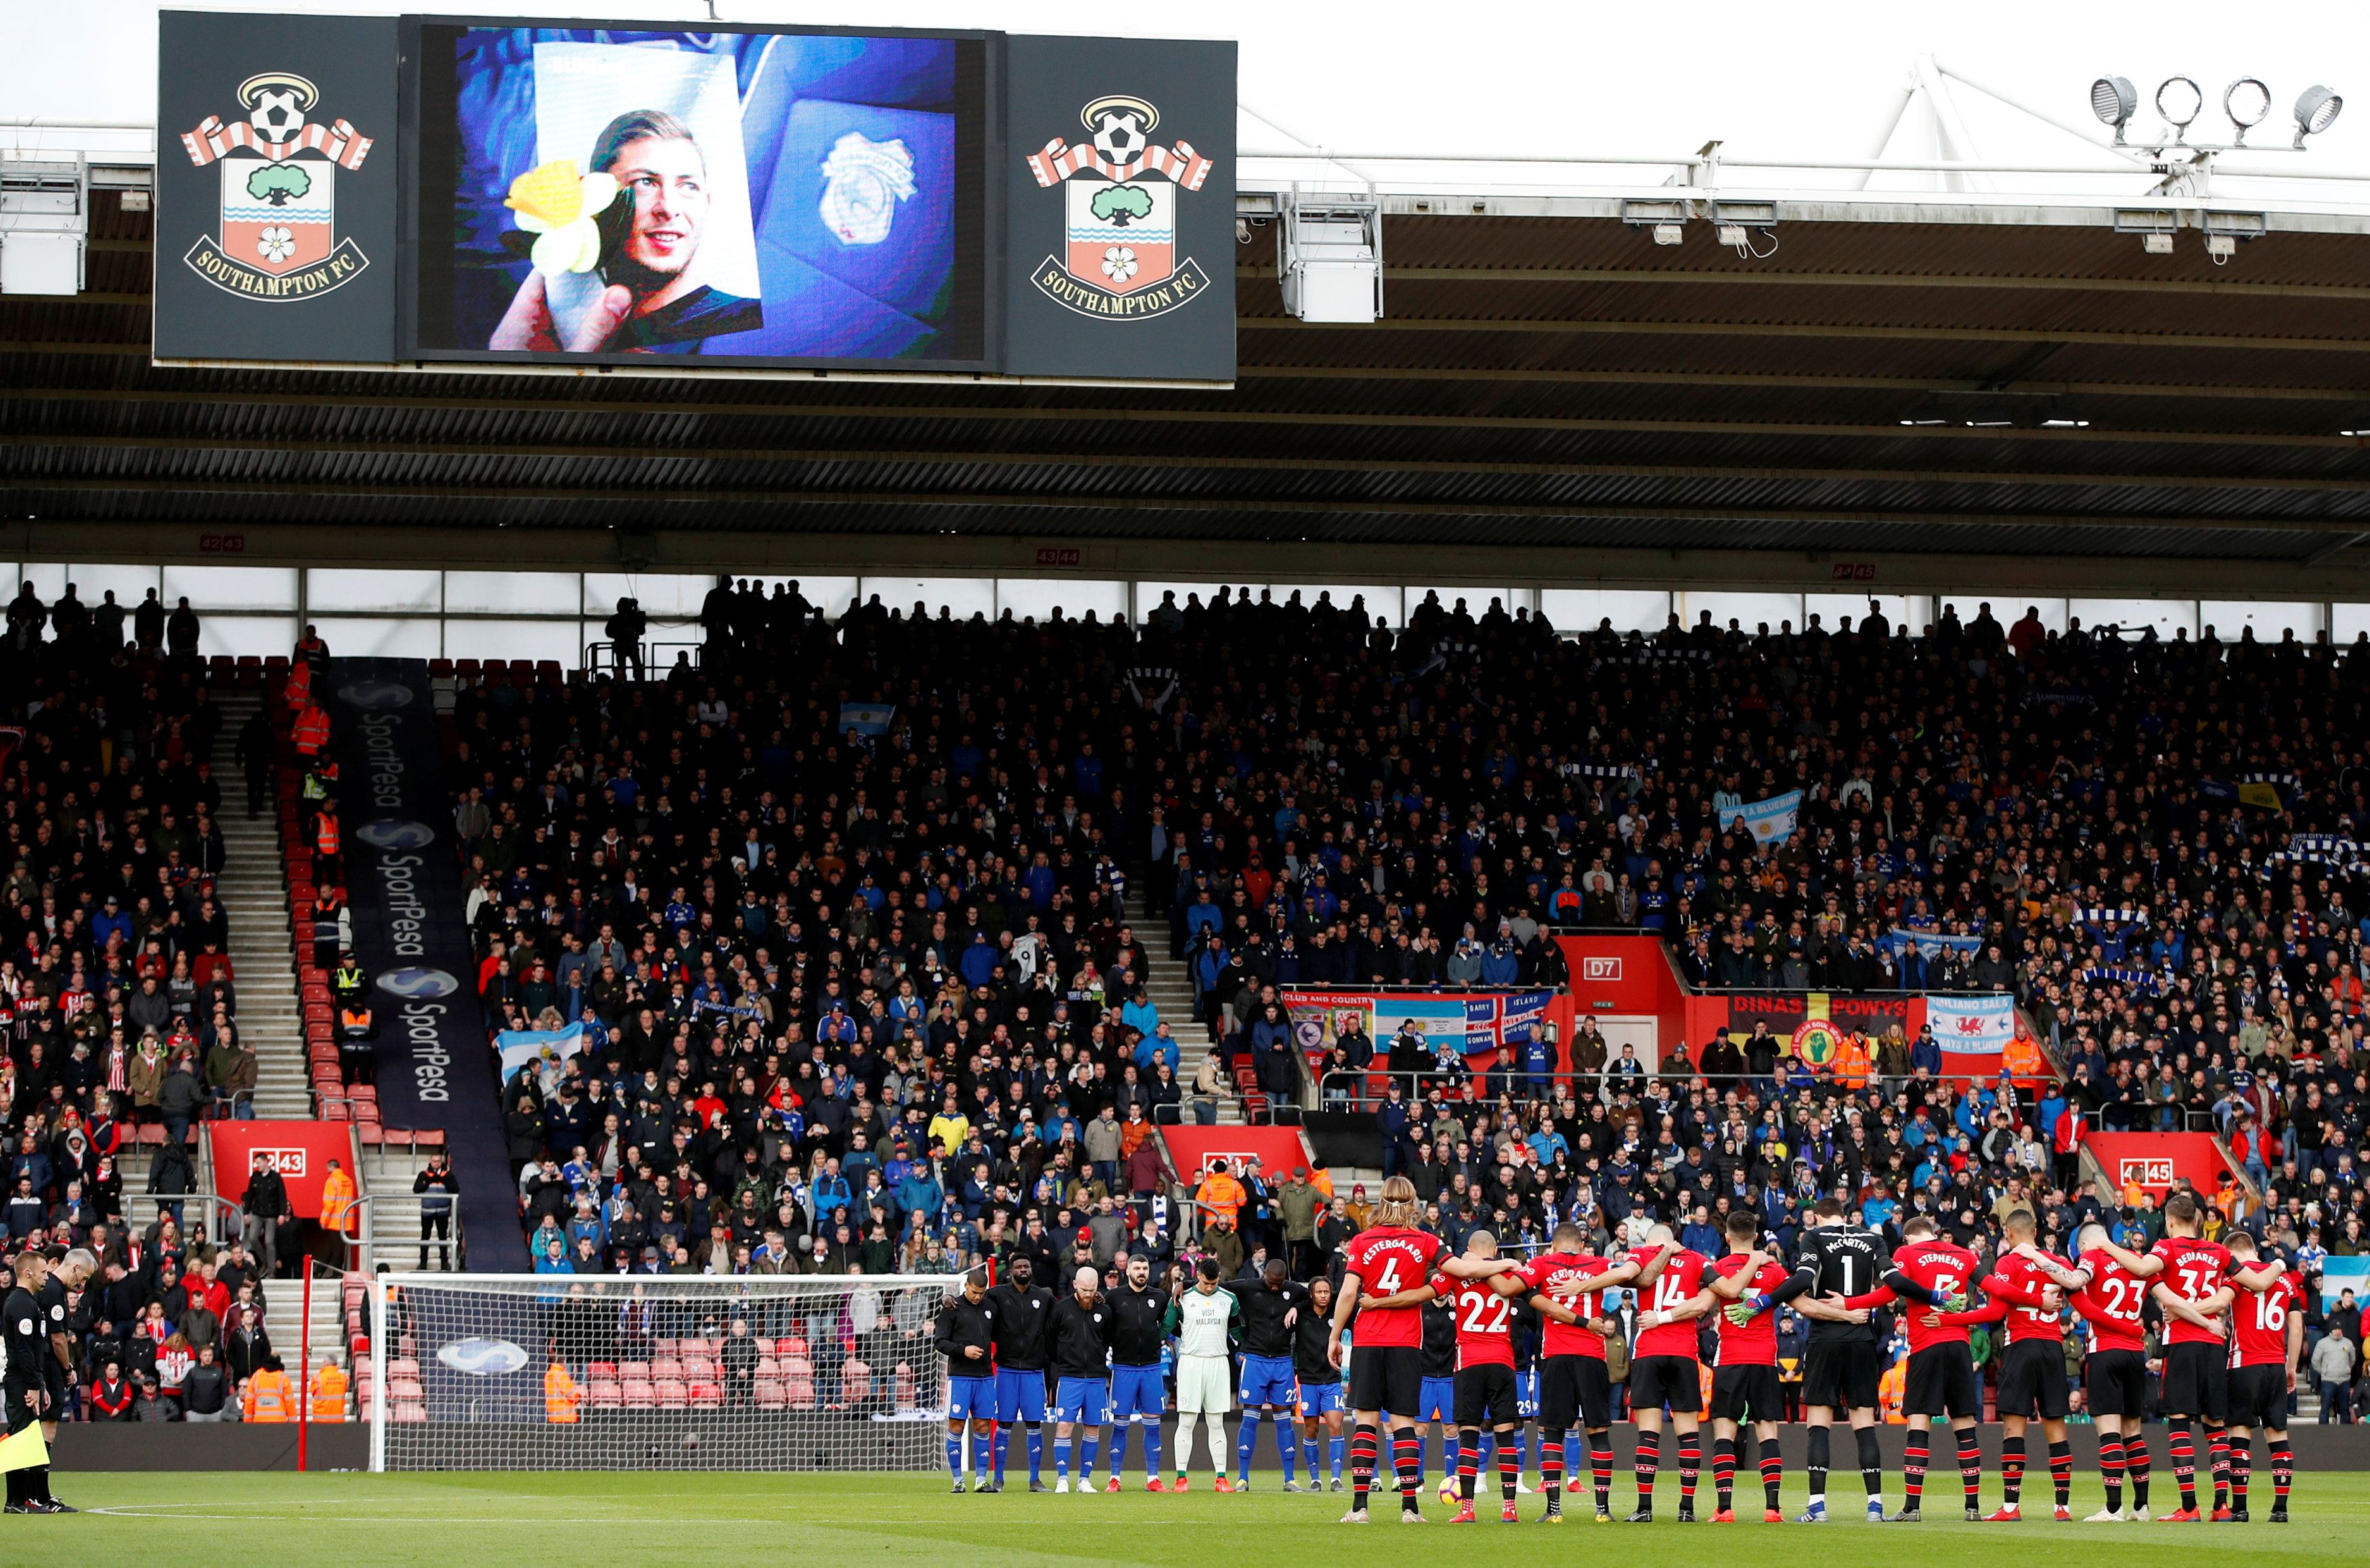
[1740,1198,1952,1523]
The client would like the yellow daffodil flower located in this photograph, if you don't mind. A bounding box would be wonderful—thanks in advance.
[503,158,620,276]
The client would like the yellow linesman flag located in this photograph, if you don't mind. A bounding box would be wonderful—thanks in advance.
[0,1422,48,1472]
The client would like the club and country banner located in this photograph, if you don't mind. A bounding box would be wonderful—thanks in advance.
[1925,992,2017,1053]
[1717,990,1910,1045]
[330,656,525,1269]
[1717,789,1802,846]
[1285,988,1556,1069]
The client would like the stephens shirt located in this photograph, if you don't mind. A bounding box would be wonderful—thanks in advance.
[1888,1240,1981,1353]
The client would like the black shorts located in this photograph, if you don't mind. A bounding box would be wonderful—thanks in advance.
[1626,1353,1702,1414]
[1903,1343,1983,1420]
[1454,1364,1519,1428]
[2085,1348,2149,1418]
[1708,1364,1783,1425]
[2228,1364,2287,1431]
[1,1378,35,1437]
[2159,1341,2227,1421]
[1539,1353,1614,1431]
[1801,1339,1882,1412]
[1995,1339,2069,1420]
[1348,1344,1425,1418]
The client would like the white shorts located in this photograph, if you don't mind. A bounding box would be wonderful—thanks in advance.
[1176,1355,1233,1414]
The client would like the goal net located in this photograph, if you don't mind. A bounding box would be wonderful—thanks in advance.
[369,1272,961,1471]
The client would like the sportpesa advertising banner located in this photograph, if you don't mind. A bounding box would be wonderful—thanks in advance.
[154,11,1237,383]
[330,657,523,1269]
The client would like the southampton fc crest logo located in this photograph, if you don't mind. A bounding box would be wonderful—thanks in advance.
[1025,95,1215,320]
[179,72,373,301]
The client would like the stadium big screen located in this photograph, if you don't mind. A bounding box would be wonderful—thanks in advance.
[410,24,993,368]
[153,9,1236,383]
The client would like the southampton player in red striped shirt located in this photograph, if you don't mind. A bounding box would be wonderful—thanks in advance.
[1327,1175,1445,1524]
[1702,1212,1792,1522]
[2223,1230,2303,1523]
[2066,1223,2164,1519]
[1361,1229,1530,1525]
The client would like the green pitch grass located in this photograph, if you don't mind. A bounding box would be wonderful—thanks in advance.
[33,1468,2367,1565]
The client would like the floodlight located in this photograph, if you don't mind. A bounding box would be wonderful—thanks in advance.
[2091,76,2138,142]
[2224,77,2270,141]
[2295,85,2343,147]
[1652,223,1683,246]
[2156,76,2203,139]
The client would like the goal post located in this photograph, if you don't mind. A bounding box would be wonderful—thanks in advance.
[368,1271,962,1471]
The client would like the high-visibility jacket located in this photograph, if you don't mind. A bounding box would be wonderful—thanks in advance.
[247,1368,292,1422]
[320,1169,359,1236]
[314,810,341,856]
[1878,1359,1907,1424]
[310,1363,349,1421]
[292,703,331,756]
[1192,1171,1246,1225]
[545,1362,582,1424]
[284,659,314,707]
[2002,1031,2046,1083]
[1830,1032,1871,1089]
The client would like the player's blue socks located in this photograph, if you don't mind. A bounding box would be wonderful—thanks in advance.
[1442,1433,1459,1489]
[1236,1412,1259,1481]
[1330,1434,1345,1481]
[1055,1436,1073,1481]
[1144,1422,1163,1481]
[977,1426,995,1485]
[1108,1422,1129,1477]
[947,1432,964,1478]
[1302,1437,1320,1479]
[1027,1425,1043,1483]
[1080,1435,1098,1481]
[993,1425,1009,1483]
[1278,1420,1297,1485]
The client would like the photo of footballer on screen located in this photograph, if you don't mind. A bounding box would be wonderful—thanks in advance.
[419,26,983,365]
[491,108,760,352]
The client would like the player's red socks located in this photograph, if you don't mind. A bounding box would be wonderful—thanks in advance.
[2269,1437,2291,1508]
[1758,1438,1783,1512]
[1392,1433,1421,1506]
[2098,1433,2125,1513]
[2228,1436,2251,1510]
[1955,1427,1983,1510]
[1496,1437,1520,1502]
[2125,1433,2151,1510]
[2001,1434,2025,1507]
[1540,1435,1564,1506]
[2168,1418,2196,1512]
[1590,1431,1614,1510]
[2207,1424,2230,1511]
[2047,1439,2072,1508]
[1712,1436,1737,1513]
[1457,1427,1480,1501]
[1633,1429,1660,1506]
[1677,1433,1700,1509]
[1902,1429,1928,1504]
[1349,1423,1378,1509]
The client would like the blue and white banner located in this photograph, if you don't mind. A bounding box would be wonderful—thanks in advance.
[1719,789,1802,845]
[837,701,897,737]
[497,1021,584,1091]
[1926,992,2016,1053]
[1880,926,1983,964]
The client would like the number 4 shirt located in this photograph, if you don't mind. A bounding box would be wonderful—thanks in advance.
[1343,1225,1446,1349]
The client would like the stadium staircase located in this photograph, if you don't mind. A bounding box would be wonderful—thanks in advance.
[1138,925,1245,1125]
[211,687,313,1118]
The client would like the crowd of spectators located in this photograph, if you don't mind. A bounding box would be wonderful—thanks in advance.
[447,582,2370,1411]
[0,582,326,1421]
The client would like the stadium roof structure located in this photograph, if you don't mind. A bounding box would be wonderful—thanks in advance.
[13,70,2370,601]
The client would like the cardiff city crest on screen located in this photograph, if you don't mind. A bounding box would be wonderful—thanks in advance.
[1025,95,1215,320]
[179,72,374,301]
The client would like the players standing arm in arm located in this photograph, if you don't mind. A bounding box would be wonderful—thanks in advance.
[1526,1263,1633,1331]
[2149,1279,2232,1332]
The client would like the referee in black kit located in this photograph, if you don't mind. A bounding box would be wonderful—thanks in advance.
[4,1249,59,1515]
[33,1250,90,1512]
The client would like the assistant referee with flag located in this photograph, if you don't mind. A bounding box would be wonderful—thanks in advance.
[3,1249,56,1515]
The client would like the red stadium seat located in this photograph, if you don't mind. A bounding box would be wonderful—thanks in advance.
[754,1378,787,1411]
[650,1355,685,1380]
[587,1379,622,1412]
[786,1378,816,1410]
[654,1378,689,1410]
[688,1381,723,1410]
[620,1378,655,1408]
[393,1402,427,1424]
